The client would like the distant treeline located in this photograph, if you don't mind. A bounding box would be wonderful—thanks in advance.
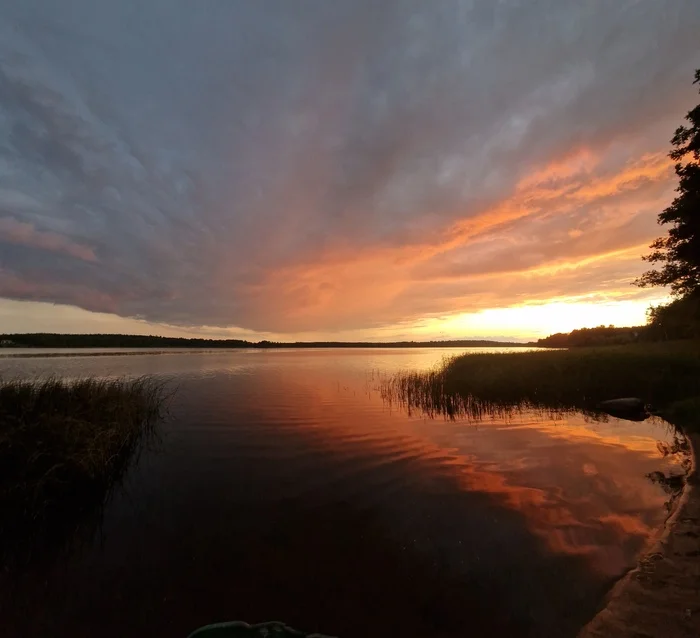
[537,295,700,347]
[536,326,644,348]
[0,333,528,349]
[0,334,252,349]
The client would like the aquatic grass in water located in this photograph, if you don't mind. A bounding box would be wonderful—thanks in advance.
[381,342,700,426]
[380,364,529,420]
[380,353,583,421]
[381,344,698,519]
[0,376,169,567]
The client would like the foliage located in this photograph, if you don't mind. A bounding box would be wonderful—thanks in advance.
[646,295,700,340]
[637,69,700,296]
[536,325,643,348]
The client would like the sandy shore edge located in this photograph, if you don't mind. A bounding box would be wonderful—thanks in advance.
[578,431,700,637]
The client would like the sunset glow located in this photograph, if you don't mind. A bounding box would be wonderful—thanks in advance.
[1,2,698,340]
[413,299,662,340]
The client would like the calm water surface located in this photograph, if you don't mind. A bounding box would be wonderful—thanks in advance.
[0,348,685,637]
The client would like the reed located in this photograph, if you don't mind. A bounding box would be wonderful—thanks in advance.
[0,376,168,566]
[381,342,700,427]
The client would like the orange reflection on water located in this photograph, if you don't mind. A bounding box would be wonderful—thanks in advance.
[3,348,687,638]
[233,360,683,579]
[17,347,681,582]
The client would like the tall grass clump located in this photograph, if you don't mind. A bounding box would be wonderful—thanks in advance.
[380,366,532,421]
[382,342,700,426]
[0,376,168,567]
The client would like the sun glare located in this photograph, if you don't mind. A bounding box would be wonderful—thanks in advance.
[415,298,668,340]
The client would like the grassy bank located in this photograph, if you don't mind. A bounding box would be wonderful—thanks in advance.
[381,341,700,428]
[0,376,168,567]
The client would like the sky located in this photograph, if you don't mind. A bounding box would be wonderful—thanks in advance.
[0,1,699,342]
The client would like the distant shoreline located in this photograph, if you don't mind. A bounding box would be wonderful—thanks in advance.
[0,333,532,350]
[0,344,537,359]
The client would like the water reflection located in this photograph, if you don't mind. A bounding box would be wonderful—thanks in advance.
[379,364,689,572]
[0,349,688,638]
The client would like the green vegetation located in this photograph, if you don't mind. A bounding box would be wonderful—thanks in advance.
[382,342,700,428]
[536,317,700,348]
[536,325,644,348]
[0,376,168,567]
[646,295,700,341]
[636,69,700,297]
[634,68,700,341]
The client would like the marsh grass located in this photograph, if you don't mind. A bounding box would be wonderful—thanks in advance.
[0,376,169,567]
[381,342,700,426]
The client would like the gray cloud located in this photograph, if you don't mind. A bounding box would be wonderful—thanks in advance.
[0,0,698,332]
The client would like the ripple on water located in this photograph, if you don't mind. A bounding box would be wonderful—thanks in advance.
[0,348,688,638]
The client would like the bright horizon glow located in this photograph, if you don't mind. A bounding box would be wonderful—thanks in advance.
[0,295,668,343]
[417,298,668,340]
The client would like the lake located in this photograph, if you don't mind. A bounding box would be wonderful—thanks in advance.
[0,348,686,637]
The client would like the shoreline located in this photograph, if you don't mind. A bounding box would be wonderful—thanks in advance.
[579,431,700,637]
[0,345,537,360]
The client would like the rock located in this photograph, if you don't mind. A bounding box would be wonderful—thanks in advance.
[188,621,337,638]
[598,397,648,421]
[599,397,645,411]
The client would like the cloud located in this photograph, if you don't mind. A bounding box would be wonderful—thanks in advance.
[0,216,96,261]
[0,1,698,333]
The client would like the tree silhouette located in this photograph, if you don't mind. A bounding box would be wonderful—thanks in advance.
[636,69,700,296]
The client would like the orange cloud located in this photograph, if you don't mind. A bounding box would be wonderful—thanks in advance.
[4,140,673,337]
[445,150,673,246]
[570,152,672,202]
[246,144,675,334]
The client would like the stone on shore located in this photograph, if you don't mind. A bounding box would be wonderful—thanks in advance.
[599,398,645,411]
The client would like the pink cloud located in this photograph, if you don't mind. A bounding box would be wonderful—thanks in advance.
[0,217,97,263]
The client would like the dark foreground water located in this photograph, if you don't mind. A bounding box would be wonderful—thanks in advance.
[0,348,686,637]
